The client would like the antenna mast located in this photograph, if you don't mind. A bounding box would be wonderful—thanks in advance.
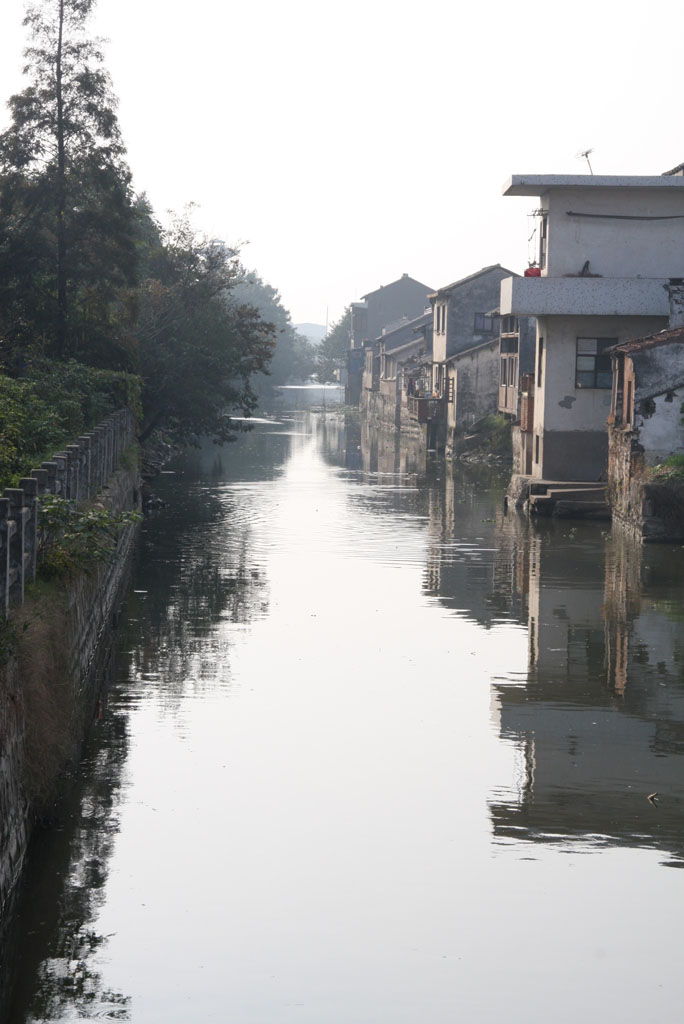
[577,148,594,174]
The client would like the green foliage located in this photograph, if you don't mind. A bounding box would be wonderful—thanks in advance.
[0,0,138,366]
[38,494,141,578]
[231,272,316,394]
[0,361,140,488]
[0,7,278,445]
[0,376,61,484]
[466,414,512,457]
[135,210,276,443]
[316,308,351,383]
[0,615,30,664]
[651,454,684,482]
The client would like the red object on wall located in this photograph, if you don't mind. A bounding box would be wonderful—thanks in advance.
[524,266,541,277]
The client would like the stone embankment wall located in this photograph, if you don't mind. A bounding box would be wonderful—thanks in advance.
[0,409,140,911]
[608,428,684,541]
[361,385,399,432]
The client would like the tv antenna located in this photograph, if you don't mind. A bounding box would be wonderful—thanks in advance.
[577,148,594,175]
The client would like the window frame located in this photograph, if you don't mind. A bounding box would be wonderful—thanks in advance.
[575,337,616,390]
[474,312,499,335]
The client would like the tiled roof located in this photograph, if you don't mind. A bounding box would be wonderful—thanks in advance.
[611,326,684,354]
[430,264,517,300]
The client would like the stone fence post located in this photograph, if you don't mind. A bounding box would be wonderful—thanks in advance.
[0,499,11,619]
[4,489,28,606]
[1,408,136,616]
[78,435,92,498]
[53,455,67,497]
[17,478,38,585]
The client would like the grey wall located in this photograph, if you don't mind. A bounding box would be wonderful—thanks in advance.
[363,276,433,344]
[445,268,511,358]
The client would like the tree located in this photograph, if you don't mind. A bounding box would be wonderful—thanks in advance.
[231,272,316,396]
[316,307,351,383]
[0,0,138,366]
[134,209,276,443]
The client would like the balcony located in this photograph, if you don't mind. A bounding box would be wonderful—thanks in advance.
[500,276,670,318]
[407,396,443,423]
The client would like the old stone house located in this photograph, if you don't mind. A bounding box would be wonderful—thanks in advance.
[442,334,500,452]
[608,294,684,540]
[346,273,433,404]
[360,311,431,429]
[422,264,515,450]
[497,314,537,474]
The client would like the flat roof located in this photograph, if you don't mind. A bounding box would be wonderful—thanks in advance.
[503,174,684,196]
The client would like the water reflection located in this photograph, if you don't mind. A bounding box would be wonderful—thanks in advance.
[5,412,684,1024]
[5,696,131,1021]
[489,518,684,866]
[423,460,523,628]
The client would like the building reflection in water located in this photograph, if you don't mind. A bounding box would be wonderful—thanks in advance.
[358,419,428,480]
[422,458,525,629]
[306,418,684,869]
[488,514,684,867]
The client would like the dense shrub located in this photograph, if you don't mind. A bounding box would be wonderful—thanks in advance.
[38,495,141,578]
[0,360,141,488]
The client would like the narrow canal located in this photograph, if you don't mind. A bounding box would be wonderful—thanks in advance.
[5,408,684,1022]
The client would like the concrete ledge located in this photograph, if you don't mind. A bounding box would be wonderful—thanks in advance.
[500,276,669,317]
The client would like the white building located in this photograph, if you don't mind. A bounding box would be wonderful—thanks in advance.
[500,173,684,481]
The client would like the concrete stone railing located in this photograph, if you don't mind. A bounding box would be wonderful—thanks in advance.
[0,408,135,617]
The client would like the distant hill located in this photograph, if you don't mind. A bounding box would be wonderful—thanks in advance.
[295,323,326,345]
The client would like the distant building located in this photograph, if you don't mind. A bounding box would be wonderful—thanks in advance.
[346,273,433,404]
[418,264,515,450]
[500,172,684,481]
[360,311,431,429]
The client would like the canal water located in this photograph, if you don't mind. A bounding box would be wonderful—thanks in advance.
[4,409,684,1022]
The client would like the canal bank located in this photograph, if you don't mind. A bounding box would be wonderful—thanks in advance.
[4,410,684,1023]
[0,413,141,930]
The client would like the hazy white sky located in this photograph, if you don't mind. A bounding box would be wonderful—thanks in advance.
[1,0,682,326]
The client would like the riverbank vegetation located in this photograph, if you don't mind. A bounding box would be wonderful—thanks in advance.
[454,414,512,461]
[316,308,351,382]
[650,453,684,483]
[0,0,312,486]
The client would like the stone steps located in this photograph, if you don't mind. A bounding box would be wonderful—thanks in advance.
[528,481,610,520]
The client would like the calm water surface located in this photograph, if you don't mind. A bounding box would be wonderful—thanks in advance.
[5,410,684,1023]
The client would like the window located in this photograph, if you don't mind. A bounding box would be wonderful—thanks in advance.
[501,315,519,335]
[474,313,499,334]
[435,303,447,334]
[575,338,615,389]
[537,337,544,388]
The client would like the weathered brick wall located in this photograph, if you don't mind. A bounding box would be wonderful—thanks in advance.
[609,427,684,541]
[364,387,398,431]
